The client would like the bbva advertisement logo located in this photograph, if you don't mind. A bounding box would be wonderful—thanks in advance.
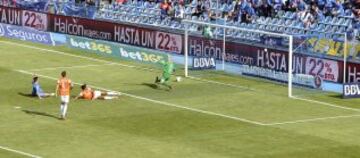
[192,57,216,70]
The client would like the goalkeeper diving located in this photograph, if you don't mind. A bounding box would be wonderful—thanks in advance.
[155,55,176,90]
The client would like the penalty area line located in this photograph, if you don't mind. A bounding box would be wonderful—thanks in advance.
[0,41,135,69]
[29,63,116,71]
[264,114,360,126]
[15,69,267,126]
[187,76,256,91]
[0,145,42,158]
[291,96,360,112]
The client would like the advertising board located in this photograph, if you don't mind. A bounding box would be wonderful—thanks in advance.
[155,31,182,54]
[49,14,157,49]
[22,10,47,31]
[192,57,216,70]
[0,6,22,26]
[67,35,167,64]
[305,57,340,82]
[0,23,52,45]
[343,83,360,98]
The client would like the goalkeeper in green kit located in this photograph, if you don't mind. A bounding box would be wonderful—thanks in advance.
[155,55,175,90]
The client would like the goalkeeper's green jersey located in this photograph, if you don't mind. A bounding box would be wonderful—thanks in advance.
[161,61,175,77]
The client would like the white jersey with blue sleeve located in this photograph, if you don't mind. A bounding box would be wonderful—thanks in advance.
[32,82,45,97]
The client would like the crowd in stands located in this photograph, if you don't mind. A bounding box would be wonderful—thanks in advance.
[150,0,360,26]
[1,0,359,42]
[1,0,359,28]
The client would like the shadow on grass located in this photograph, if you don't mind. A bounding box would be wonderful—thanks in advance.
[329,94,343,99]
[22,110,59,120]
[141,83,158,90]
[18,92,35,98]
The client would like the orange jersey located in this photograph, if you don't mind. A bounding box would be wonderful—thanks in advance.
[81,88,93,100]
[57,77,72,96]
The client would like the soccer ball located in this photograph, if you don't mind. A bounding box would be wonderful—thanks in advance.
[176,76,182,82]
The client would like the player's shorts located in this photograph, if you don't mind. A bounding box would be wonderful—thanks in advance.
[93,90,102,99]
[60,95,70,103]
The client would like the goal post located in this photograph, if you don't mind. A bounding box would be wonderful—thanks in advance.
[182,19,295,97]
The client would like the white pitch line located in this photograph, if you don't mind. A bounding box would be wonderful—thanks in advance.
[2,41,359,113]
[15,69,266,126]
[188,76,255,91]
[29,63,116,71]
[0,145,42,158]
[264,114,360,126]
[292,96,360,112]
[0,41,135,69]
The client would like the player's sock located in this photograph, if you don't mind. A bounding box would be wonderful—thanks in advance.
[104,96,118,100]
[60,103,64,116]
[62,103,68,118]
[60,104,64,117]
[107,92,120,96]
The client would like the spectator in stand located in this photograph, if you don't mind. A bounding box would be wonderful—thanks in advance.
[251,0,263,12]
[283,0,298,12]
[267,0,284,17]
[331,0,344,16]
[86,0,96,5]
[315,0,326,10]
[160,0,171,18]
[175,3,185,18]
[258,0,272,17]
[298,8,314,27]
[203,0,211,12]
[324,0,335,16]
[208,10,217,21]
[310,3,325,22]
[244,2,256,19]
[192,0,205,17]
[354,8,360,27]
[238,0,249,13]
[296,0,308,11]
[115,0,127,4]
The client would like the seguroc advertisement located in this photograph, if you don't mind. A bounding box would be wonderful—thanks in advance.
[0,23,52,45]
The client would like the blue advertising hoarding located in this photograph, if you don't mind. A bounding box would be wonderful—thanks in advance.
[0,23,53,45]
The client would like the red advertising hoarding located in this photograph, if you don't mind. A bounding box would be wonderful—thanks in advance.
[48,14,157,49]
[305,57,341,82]
[0,6,22,26]
[155,31,182,54]
[22,10,47,31]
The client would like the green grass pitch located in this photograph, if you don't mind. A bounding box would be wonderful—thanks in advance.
[1,37,360,158]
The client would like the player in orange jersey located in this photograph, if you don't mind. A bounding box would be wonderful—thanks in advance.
[55,71,73,120]
[75,84,120,100]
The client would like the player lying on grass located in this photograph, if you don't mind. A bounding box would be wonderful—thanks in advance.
[75,84,121,100]
[32,76,55,99]
[155,55,175,90]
